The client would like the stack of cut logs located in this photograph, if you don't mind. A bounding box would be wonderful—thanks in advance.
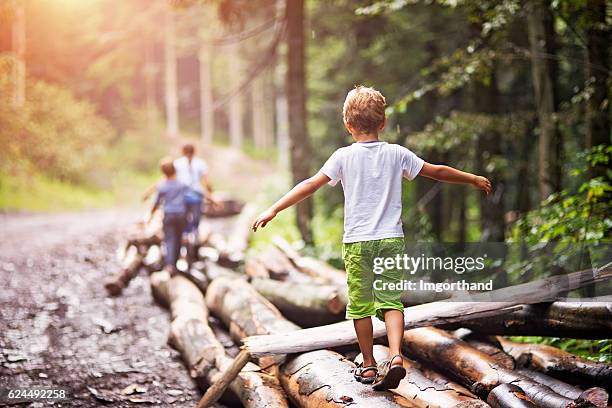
[105,203,612,408]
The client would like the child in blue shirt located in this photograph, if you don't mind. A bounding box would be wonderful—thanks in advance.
[150,158,189,274]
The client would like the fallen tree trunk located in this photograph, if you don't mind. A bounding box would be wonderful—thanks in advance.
[217,204,257,266]
[497,337,612,391]
[402,327,604,408]
[251,278,345,327]
[439,300,612,339]
[464,339,515,370]
[487,384,537,408]
[273,236,347,287]
[203,196,244,218]
[356,345,489,408]
[142,245,163,273]
[104,245,146,296]
[280,349,408,408]
[150,271,289,408]
[517,369,608,407]
[205,276,299,369]
[243,267,611,357]
[420,366,479,399]
[252,245,314,283]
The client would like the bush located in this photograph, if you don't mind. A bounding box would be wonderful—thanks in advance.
[0,77,114,184]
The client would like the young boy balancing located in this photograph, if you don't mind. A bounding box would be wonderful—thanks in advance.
[150,158,189,274]
[252,86,492,390]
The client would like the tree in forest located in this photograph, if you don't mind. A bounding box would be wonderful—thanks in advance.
[165,6,180,138]
[286,0,313,243]
[11,0,25,108]
[584,0,610,178]
[527,0,561,199]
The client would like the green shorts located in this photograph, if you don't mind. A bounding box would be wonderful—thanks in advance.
[343,237,405,321]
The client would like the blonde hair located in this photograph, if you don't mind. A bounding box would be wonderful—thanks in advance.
[342,85,386,134]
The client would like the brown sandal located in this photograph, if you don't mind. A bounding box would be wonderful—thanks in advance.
[354,363,378,384]
[372,355,405,391]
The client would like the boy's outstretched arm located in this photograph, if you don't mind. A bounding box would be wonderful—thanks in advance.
[419,162,492,194]
[252,172,330,231]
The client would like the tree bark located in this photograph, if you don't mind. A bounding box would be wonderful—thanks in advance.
[251,277,344,327]
[487,384,537,408]
[243,267,611,357]
[228,42,244,149]
[104,245,146,296]
[585,0,611,174]
[164,7,179,138]
[286,0,313,244]
[517,369,608,407]
[150,272,289,408]
[280,350,408,408]
[527,0,560,197]
[438,300,612,339]
[11,0,25,108]
[497,337,612,391]
[356,345,489,408]
[402,327,599,408]
[198,45,214,146]
[205,276,299,370]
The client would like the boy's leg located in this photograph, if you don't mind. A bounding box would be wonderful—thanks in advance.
[353,317,376,377]
[344,241,377,379]
[382,309,404,366]
[173,215,186,267]
[162,215,176,268]
[374,238,406,366]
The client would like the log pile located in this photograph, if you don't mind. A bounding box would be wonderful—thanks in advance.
[104,207,612,408]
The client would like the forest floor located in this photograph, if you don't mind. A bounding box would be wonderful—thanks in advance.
[0,208,210,407]
[0,145,278,407]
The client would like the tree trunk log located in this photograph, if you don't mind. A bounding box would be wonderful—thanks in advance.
[251,278,344,327]
[243,267,611,357]
[150,271,289,408]
[356,345,489,408]
[497,337,612,391]
[420,366,479,399]
[205,276,299,369]
[280,350,408,408]
[517,369,609,407]
[104,245,146,296]
[438,300,612,339]
[487,384,537,408]
[217,204,256,266]
[464,339,515,370]
[402,327,600,408]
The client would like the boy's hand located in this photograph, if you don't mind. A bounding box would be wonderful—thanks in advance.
[472,176,492,194]
[252,208,277,232]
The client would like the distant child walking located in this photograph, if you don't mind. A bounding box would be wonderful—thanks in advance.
[150,158,189,274]
[252,86,491,390]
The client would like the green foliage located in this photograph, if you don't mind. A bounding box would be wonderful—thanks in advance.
[509,336,612,363]
[510,146,612,245]
[0,77,114,185]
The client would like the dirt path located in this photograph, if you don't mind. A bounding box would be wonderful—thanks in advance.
[0,209,204,407]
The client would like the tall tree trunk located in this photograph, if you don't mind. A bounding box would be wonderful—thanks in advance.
[164,8,179,138]
[286,0,313,244]
[585,0,610,177]
[11,0,25,108]
[252,73,266,149]
[527,0,560,198]
[471,70,505,242]
[199,45,214,145]
[228,43,244,149]
[143,39,157,129]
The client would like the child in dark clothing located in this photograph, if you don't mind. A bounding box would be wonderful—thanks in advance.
[150,158,189,273]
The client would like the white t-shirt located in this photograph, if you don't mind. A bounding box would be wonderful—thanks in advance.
[320,141,424,243]
[174,156,209,194]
